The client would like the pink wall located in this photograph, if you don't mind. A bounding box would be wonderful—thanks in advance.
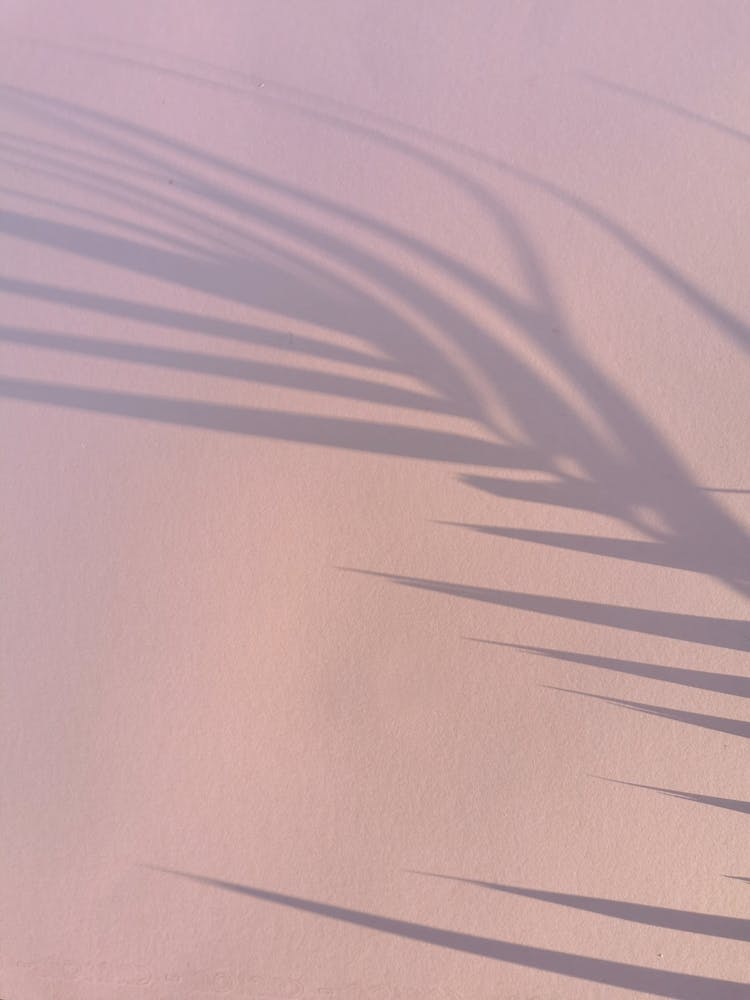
[2,3,749,997]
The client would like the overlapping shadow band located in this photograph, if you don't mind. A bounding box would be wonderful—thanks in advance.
[3,75,750,598]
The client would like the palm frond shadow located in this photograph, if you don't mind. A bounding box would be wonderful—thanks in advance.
[2,60,749,600]
[148,868,748,999]
[5,47,746,992]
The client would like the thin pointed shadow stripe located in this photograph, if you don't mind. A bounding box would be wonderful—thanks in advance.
[148,869,747,998]
[448,522,749,579]
[410,872,750,942]
[547,686,750,739]
[596,777,750,816]
[0,377,533,467]
[0,327,453,415]
[467,640,750,699]
[345,569,750,652]
[726,877,750,885]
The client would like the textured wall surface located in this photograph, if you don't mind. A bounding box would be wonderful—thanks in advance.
[2,3,749,997]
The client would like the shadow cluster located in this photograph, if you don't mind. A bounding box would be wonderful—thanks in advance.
[3,44,748,995]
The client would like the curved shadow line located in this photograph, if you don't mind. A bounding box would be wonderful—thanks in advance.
[57,43,750,353]
[584,74,750,145]
[87,50,750,358]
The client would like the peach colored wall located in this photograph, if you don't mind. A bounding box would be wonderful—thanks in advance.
[2,3,749,998]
